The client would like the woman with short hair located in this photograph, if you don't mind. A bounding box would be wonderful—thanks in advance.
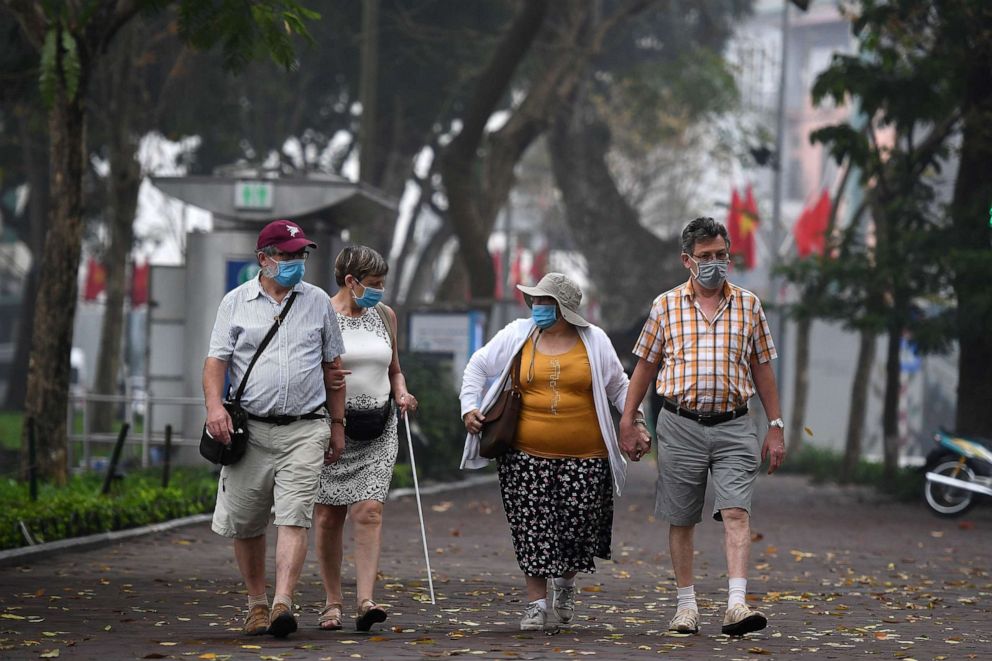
[459,272,650,631]
[313,245,417,632]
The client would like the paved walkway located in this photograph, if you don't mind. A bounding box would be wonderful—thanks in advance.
[2,460,990,659]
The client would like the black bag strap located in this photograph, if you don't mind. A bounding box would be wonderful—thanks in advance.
[232,291,299,403]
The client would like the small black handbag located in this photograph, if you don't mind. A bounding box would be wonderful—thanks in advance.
[199,292,298,465]
[345,398,394,442]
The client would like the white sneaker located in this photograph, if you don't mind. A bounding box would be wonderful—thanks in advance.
[519,602,547,631]
[552,583,575,623]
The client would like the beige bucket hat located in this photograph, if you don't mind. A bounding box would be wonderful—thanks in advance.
[516,272,590,328]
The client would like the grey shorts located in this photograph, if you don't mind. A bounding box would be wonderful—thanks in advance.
[211,417,330,539]
[654,408,760,526]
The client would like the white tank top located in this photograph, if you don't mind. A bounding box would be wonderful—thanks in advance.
[338,307,392,410]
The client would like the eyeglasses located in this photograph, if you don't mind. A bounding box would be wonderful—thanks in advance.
[691,250,729,263]
[271,250,309,261]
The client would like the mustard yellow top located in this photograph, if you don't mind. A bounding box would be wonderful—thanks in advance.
[514,336,607,459]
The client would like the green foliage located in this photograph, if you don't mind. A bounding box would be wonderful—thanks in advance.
[778,444,923,502]
[397,352,468,483]
[176,0,318,71]
[38,25,82,107]
[0,467,218,551]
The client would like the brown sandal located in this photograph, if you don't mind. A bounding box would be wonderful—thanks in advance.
[318,603,343,631]
[355,598,387,632]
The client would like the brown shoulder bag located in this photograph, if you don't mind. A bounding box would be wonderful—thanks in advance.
[478,348,524,459]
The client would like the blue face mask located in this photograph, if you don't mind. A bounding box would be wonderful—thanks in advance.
[532,303,557,329]
[271,259,305,287]
[353,281,385,308]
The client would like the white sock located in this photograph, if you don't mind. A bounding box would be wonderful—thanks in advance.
[273,593,293,610]
[728,577,747,609]
[553,576,575,588]
[247,593,268,609]
[676,585,698,612]
[530,598,548,611]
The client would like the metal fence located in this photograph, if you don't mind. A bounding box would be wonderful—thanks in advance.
[67,392,202,471]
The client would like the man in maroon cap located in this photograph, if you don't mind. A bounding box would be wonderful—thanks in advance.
[203,219,348,638]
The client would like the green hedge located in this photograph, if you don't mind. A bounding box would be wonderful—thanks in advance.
[0,467,218,551]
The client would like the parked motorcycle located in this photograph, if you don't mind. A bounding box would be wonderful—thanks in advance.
[922,429,992,517]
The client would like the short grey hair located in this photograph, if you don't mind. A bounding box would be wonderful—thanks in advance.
[334,245,389,286]
[259,245,279,257]
[681,217,730,256]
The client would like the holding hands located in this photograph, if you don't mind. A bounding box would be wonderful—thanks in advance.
[620,416,652,462]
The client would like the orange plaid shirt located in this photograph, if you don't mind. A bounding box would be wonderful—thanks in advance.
[633,279,777,413]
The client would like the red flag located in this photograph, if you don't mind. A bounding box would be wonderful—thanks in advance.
[131,262,150,307]
[739,186,760,269]
[794,190,832,257]
[727,187,759,269]
[726,188,742,255]
[83,258,106,301]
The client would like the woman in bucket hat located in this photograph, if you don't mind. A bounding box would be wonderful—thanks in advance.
[459,272,651,631]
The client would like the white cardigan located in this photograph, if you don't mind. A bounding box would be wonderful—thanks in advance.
[458,318,639,496]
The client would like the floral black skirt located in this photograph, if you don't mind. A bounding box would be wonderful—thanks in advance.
[496,450,613,578]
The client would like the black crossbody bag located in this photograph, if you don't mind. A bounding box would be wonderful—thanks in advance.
[199,292,298,465]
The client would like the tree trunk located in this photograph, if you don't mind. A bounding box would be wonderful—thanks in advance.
[438,0,549,303]
[841,328,876,481]
[92,27,142,435]
[404,221,454,305]
[23,87,88,485]
[788,316,811,453]
[881,323,902,480]
[358,0,379,184]
[950,49,992,438]
[548,85,682,330]
[91,142,140,434]
[6,112,50,412]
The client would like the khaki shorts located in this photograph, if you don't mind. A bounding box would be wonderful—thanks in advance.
[211,417,330,539]
[654,408,760,526]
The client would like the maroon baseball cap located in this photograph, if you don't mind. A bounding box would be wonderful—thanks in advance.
[256,220,317,253]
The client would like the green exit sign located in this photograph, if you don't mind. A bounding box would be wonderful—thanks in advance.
[234,181,274,210]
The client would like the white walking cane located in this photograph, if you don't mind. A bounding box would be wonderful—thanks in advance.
[403,410,436,604]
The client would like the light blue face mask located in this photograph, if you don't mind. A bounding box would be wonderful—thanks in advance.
[271,259,305,287]
[353,280,385,308]
[532,303,557,329]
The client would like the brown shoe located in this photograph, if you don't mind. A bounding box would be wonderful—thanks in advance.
[721,603,767,636]
[268,602,298,638]
[243,604,269,636]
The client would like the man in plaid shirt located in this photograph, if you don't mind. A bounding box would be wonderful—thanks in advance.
[620,217,786,637]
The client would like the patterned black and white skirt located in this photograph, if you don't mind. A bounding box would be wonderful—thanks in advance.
[497,450,613,578]
[316,406,398,506]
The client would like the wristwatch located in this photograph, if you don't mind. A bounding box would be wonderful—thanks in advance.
[768,417,785,429]
[330,417,346,428]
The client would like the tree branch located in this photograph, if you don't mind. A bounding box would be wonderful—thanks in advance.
[2,0,48,48]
